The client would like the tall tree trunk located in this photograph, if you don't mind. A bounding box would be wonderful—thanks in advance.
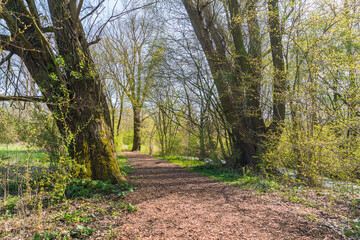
[132,106,141,151]
[2,0,126,182]
[181,0,287,168]
[267,0,287,130]
[48,0,125,182]
[182,0,261,167]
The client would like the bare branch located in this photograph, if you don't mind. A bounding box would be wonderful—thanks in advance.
[81,0,106,21]
[25,0,41,27]
[0,34,15,52]
[0,52,14,66]
[88,36,101,46]
[0,34,10,44]
[0,95,46,103]
[0,5,34,50]
[93,2,155,44]
[75,0,85,23]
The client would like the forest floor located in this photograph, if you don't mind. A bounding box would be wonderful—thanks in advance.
[115,152,340,240]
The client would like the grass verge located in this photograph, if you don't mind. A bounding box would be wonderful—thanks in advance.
[0,144,47,164]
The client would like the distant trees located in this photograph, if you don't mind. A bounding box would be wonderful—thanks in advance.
[97,13,163,151]
[152,34,222,159]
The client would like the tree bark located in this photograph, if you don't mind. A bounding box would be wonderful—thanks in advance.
[132,106,141,151]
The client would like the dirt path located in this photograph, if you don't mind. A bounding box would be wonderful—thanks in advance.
[116,152,338,240]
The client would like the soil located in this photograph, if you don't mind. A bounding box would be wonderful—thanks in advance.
[115,152,340,240]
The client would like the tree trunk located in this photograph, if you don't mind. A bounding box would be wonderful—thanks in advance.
[2,0,126,182]
[267,0,287,130]
[182,0,287,169]
[181,0,263,168]
[116,94,124,136]
[67,106,125,182]
[132,106,141,151]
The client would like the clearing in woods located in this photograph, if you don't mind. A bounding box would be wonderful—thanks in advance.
[115,152,338,239]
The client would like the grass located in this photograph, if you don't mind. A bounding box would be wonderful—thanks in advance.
[154,156,206,168]
[0,144,47,165]
[118,155,133,177]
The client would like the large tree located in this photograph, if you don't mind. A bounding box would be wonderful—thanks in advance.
[0,0,125,182]
[181,0,286,167]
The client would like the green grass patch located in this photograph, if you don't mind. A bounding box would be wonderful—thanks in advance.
[154,155,206,168]
[118,155,133,177]
[0,144,47,164]
[53,209,94,223]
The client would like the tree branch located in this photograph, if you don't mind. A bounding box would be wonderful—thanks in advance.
[88,36,101,46]
[0,52,14,66]
[0,5,34,50]
[81,0,106,21]
[0,34,16,52]
[0,95,46,103]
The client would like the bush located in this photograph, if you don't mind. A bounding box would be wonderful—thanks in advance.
[262,123,360,186]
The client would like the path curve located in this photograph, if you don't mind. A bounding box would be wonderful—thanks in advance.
[116,152,338,240]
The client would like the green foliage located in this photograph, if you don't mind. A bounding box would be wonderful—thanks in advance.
[344,219,360,237]
[1,195,20,212]
[262,124,360,186]
[33,231,61,240]
[154,156,206,168]
[53,209,93,223]
[122,131,134,146]
[65,178,135,199]
[70,225,95,238]
[28,107,65,164]
[0,145,47,165]
[118,155,133,177]
[119,202,138,212]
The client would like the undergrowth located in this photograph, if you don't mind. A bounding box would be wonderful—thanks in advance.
[0,154,137,239]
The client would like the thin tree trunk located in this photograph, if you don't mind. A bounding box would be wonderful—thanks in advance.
[267,0,287,130]
[116,94,124,136]
[132,106,141,151]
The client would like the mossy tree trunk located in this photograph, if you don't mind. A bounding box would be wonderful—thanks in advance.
[1,0,126,182]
